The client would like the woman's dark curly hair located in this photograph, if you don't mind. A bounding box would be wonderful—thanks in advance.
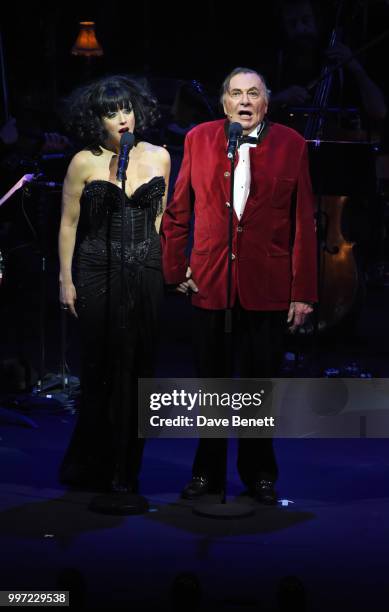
[63,74,159,150]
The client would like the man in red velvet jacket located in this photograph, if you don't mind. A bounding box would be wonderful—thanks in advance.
[161,67,317,504]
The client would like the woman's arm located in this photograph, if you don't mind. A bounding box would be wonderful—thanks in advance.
[58,151,91,317]
[155,146,171,233]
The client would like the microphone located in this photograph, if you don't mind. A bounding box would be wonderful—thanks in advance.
[116,132,135,182]
[227,122,243,159]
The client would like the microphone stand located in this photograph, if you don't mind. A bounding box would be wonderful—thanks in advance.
[193,136,254,519]
[89,138,148,515]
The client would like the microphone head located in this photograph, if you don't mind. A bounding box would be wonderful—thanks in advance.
[120,131,135,148]
[228,122,243,138]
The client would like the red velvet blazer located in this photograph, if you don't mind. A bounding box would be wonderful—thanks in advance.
[161,119,317,310]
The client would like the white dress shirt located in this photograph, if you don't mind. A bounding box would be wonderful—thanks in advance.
[233,125,259,219]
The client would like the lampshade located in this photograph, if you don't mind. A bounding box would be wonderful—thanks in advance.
[71,21,103,57]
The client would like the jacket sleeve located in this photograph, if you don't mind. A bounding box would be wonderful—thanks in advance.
[161,132,194,284]
[291,142,318,303]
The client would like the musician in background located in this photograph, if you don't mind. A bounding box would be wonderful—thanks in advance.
[0,98,73,255]
[0,112,72,283]
[0,116,72,160]
[0,107,73,373]
[267,0,387,136]
[1,86,73,196]
[165,82,213,148]
[161,81,216,191]
[263,0,388,311]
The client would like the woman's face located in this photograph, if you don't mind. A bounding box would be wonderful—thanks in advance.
[102,106,135,151]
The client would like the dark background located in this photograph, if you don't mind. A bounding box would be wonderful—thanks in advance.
[1,1,389,383]
[2,1,389,124]
[1,6,389,611]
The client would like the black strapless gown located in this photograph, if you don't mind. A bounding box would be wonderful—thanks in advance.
[59,176,165,490]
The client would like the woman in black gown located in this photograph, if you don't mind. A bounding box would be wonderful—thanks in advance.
[58,75,170,492]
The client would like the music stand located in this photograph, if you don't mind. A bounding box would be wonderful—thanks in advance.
[26,180,80,406]
[0,172,79,423]
[307,139,377,197]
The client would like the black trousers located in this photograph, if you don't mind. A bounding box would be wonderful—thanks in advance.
[191,303,286,487]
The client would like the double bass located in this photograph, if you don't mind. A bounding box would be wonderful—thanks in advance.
[303,0,360,332]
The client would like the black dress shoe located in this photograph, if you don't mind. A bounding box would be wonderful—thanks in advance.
[251,479,277,505]
[181,476,221,500]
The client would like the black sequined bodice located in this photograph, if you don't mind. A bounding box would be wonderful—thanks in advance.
[76,176,165,268]
[82,176,164,240]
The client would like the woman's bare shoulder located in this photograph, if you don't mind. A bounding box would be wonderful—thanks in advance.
[139,142,170,162]
[66,149,104,180]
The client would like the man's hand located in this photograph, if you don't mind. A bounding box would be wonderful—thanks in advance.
[176,266,198,295]
[287,301,313,333]
[325,41,361,74]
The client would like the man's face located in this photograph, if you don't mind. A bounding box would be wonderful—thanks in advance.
[282,1,318,49]
[223,73,268,135]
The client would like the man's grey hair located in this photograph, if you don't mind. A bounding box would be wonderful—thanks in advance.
[220,67,271,105]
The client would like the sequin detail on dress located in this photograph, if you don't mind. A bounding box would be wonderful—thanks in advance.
[76,176,165,303]
[59,176,165,488]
